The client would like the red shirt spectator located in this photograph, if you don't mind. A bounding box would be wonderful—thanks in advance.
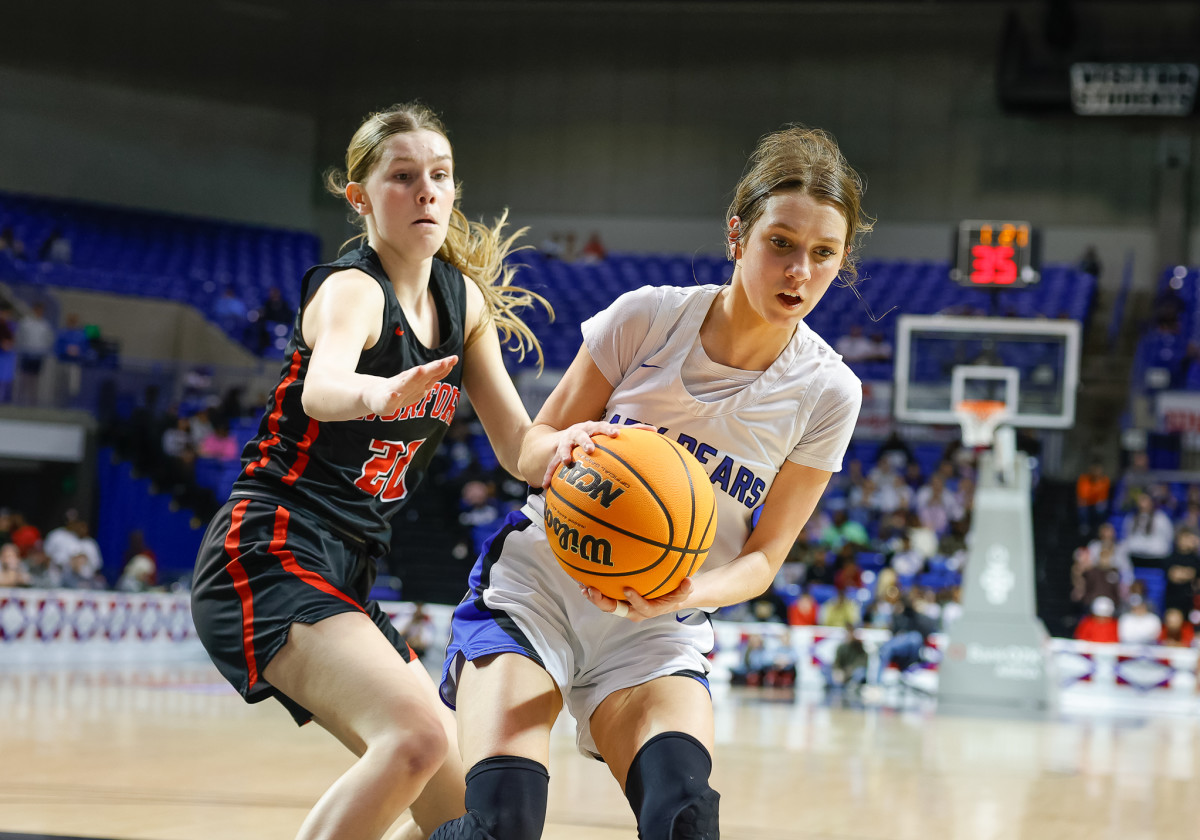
[9,513,41,555]
[1075,615,1120,644]
[1075,595,1120,643]
[1159,608,1196,647]
[787,593,819,626]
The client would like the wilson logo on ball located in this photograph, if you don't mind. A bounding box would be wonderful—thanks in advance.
[543,505,614,567]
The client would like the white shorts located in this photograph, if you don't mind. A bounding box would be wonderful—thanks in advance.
[440,501,714,757]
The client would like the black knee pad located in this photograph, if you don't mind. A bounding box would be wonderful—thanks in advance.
[430,756,549,840]
[624,732,720,840]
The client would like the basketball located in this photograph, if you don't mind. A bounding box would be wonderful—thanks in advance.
[544,428,717,600]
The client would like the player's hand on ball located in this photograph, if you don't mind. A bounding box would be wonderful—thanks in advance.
[579,578,694,623]
[540,421,656,488]
[362,356,458,417]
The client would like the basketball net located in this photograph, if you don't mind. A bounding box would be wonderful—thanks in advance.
[955,399,1009,448]
[955,398,1017,484]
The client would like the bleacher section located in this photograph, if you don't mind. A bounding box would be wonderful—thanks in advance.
[505,252,1097,374]
[0,190,318,355]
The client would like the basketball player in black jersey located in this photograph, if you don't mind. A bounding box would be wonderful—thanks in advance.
[191,103,623,840]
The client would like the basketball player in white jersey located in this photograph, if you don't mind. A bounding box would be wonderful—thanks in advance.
[431,126,871,840]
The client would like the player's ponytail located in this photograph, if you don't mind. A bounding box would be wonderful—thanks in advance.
[325,102,552,370]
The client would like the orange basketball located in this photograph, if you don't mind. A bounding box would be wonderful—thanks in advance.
[544,428,717,600]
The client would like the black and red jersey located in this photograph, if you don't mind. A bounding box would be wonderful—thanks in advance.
[229,244,466,551]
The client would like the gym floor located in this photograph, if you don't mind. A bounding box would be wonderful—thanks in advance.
[0,653,1196,840]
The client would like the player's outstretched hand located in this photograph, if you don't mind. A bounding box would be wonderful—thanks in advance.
[579,578,694,623]
[362,356,458,418]
[539,420,656,488]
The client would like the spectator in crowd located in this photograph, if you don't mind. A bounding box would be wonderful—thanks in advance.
[786,590,819,626]
[820,508,869,551]
[14,301,56,405]
[732,634,770,686]
[161,415,192,459]
[0,507,11,544]
[902,460,924,492]
[259,286,293,325]
[43,512,103,581]
[915,474,963,536]
[577,232,607,263]
[1076,459,1112,538]
[832,547,862,591]
[867,580,902,629]
[905,510,939,560]
[806,551,834,586]
[61,552,105,590]
[213,286,249,334]
[118,530,157,592]
[187,408,215,449]
[0,227,26,260]
[939,586,964,630]
[23,549,59,588]
[399,603,437,661]
[1074,595,1120,643]
[876,431,913,469]
[866,330,893,361]
[116,552,158,592]
[937,518,970,572]
[1117,594,1162,645]
[0,303,15,402]
[748,593,788,624]
[869,595,937,688]
[255,287,294,353]
[55,313,89,403]
[38,228,72,264]
[1164,527,1200,617]
[457,479,504,557]
[0,542,31,587]
[162,443,219,521]
[1086,522,1134,587]
[732,631,796,688]
[820,587,862,628]
[1112,451,1150,514]
[825,622,869,696]
[1078,245,1102,280]
[834,323,874,362]
[198,421,240,463]
[1158,608,1195,648]
[870,472,913,517]
[1070,545,1124,617]
[8,512,41,556]
[1122,493,1175,569]
[889,534,925,579]
[875,511,909,552]
[912,587,942,623]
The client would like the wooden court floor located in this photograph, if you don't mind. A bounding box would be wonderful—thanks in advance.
[1,653,1198,840]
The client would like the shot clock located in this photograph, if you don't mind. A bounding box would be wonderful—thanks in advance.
[950,220,1040,289]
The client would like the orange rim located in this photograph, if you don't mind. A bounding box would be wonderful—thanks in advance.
[956,399,1008,420]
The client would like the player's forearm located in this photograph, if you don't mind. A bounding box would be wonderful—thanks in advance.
[516,422,563,487]
[491,418,532,481]
[301,373,380,422]
[685,551,777,611]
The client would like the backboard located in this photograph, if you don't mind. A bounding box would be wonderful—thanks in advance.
[893,315,1081,429]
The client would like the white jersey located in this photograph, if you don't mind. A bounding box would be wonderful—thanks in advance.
[580,283,862,571]
[442,283,861,756]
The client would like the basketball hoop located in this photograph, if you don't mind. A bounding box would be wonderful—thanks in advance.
[955,399,1010,448]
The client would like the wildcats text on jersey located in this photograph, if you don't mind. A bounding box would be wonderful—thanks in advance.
[357,381,460,425]
[608,413,767,510]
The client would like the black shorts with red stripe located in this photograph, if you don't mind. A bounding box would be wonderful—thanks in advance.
[191,497,416,725]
